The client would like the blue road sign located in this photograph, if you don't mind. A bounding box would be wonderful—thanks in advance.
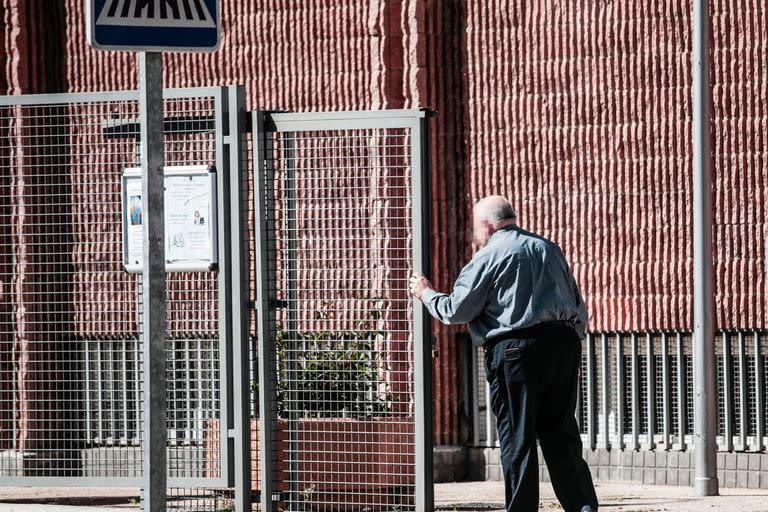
[87,0,220,52]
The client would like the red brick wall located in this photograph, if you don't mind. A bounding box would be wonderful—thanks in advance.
[463,0,767,331]
[1,0,766,447]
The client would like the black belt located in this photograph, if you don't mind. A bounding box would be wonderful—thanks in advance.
[483,320,575,352]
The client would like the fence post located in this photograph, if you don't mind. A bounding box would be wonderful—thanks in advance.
[226,85,252,512]
[253,111,277,512]
[412,113,434,512]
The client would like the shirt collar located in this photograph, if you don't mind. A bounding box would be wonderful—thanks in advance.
[492,223,518,238]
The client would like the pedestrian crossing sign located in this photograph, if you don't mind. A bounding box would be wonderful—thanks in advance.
[87,0,220,52]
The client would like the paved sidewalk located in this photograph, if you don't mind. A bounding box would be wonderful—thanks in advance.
[435,481,768,511]
[2,482,768,511]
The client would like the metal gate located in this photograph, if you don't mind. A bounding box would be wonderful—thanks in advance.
[251,109,433,512]
[0,86,248,490]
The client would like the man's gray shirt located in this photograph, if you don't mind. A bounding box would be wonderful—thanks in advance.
[421,225,588,346]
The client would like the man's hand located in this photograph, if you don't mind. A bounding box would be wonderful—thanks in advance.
[409,272,433,300]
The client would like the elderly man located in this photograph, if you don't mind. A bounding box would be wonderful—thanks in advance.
[410,196,598,512]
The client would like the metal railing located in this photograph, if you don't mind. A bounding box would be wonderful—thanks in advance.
[472,330,768,454]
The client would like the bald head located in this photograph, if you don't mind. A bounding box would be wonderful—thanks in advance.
[472,196,517,247]
[474,195,516,225]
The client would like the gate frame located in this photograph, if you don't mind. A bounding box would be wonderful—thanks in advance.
[0,85,250,490]
[252,108,434,512]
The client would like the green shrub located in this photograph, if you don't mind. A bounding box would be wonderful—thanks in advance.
[254,300,394,418]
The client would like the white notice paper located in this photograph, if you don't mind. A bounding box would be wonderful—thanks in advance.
[165,174,212,263]
[125,176,144,267]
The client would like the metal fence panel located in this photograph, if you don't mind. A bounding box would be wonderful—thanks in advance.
[253,110,432,512]
[0,88,233,488]
[473,329,768,456]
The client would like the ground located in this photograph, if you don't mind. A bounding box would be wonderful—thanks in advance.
[1,482,768,511]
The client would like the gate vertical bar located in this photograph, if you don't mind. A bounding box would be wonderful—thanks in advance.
[600,333,610,449]
[722,333,733,452]
[692,0,719,496]
[411,113,434,512]
[631,333,640,450]
[586,334,596,450]
[226,86,252,511]
[254,110,276,512]
[737,332,748,451]
[754,333,765,452]
[646,334,656,450]
[139,52,167,512]
[214,86,234,486]
[662,333,671,448]
[676,333,687,450]
[616,334,625,449]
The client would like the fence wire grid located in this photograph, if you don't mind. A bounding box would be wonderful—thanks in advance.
[0,90,235,510]
[256,122,420,511]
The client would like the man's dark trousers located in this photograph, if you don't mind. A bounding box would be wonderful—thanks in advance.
[484,325,598,512]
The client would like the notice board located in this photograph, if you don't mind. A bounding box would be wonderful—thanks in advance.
[122,165,218,272]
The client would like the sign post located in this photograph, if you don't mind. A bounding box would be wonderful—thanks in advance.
[87,2,221,511]
[138,51,167,512]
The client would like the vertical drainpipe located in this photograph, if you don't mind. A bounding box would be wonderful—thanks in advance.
[692,0,719,497]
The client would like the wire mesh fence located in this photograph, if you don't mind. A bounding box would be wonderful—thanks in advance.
[254,112,430,511]
[0,90,232,507]
[0,95,432,510]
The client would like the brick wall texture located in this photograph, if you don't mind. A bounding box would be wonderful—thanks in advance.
[1,1,766,446]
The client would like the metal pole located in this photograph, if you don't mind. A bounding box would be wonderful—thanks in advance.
[253,111,276,512]
[226,86,252,512]
[412,114,434,512]
[692,0,718,496]
[139,52,167,512]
